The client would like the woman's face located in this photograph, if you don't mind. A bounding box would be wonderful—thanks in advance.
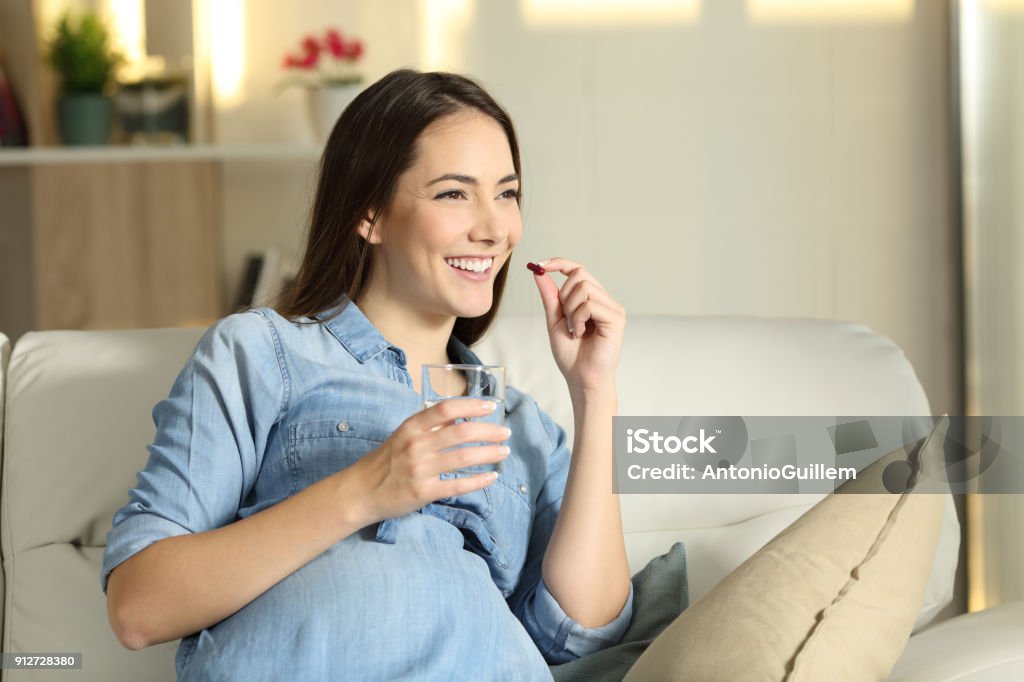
[360,110,522,320]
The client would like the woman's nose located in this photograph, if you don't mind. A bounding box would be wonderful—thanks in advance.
[470,203,512,245]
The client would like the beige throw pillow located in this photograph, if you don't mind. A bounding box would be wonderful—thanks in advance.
[623,416,951,682]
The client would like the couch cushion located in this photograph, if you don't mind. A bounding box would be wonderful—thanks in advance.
[8,545,178,680]
[889,599,1024,681]
[2,328,203,679]
[621,417,949,681]
[4,329,205,551]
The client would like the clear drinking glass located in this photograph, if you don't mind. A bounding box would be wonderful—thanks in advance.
[421,364,506,475]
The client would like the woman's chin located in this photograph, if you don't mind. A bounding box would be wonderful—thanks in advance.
[458,306,493,320]
[452,297,493,319]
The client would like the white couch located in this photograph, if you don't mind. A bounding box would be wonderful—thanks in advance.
[1,315,1022,681]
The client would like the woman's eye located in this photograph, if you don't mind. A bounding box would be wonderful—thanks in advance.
[500,189,522,200]
[436,190,466,200]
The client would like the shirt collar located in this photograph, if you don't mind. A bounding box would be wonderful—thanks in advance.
[314,295,483,366]
[314,295,392,363]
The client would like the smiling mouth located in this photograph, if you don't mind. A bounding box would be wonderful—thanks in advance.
[444,257,495,274]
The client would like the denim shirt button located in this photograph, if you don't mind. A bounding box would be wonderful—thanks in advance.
[518,483,528,494]
[336,421,350,432]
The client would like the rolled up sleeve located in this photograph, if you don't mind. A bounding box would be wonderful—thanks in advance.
[518,570,634,665]
[100,311,285,594]
[508,403,634,664]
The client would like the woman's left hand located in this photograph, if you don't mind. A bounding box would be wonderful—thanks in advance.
[529,257,626,394]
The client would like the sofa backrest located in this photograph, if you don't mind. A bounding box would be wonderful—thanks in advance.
[0,316,959,681]
[3,328,203,680]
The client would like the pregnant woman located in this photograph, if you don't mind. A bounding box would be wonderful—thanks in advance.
[102,68,946,681]
[102,69,633,680]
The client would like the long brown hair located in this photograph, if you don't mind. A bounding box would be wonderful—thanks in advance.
[276,69,522,347]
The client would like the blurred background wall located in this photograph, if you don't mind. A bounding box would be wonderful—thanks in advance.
[200,0,962,419]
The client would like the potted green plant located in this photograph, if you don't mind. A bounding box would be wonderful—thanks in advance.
[44,10,124,145]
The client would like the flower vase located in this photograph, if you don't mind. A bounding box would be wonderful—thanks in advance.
[307,84,360,143]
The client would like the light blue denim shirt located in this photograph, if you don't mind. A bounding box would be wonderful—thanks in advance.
[101,295,633,681]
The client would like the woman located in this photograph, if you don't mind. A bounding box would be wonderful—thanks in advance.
[102,69,633,680]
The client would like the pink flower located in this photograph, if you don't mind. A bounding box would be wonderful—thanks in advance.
[325,29,346,58]
[277,27,365,88]
[301,35,321,57]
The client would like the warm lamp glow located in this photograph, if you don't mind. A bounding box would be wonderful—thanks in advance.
[747,0,914,22]
[35,0,74,35]
[206,0,245,107]
[418,0,476,70]
[983,0,1024,12]
[100,0,146,66]
[960,0,981,176]
[521,0,700,25]
[967,495,987,612]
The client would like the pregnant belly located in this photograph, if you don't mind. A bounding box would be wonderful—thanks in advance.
[178,514,552,682]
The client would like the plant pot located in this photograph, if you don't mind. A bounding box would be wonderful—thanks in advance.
[57,93,113,145]
[307,84,360,143]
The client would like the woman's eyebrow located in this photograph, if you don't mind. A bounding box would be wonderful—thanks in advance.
[426,173,520,186]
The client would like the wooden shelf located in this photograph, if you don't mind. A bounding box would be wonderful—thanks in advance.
[0,144,322,165]
[1,159,228,340]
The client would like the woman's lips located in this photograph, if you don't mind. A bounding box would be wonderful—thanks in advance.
[444,255,500,282]
[446,261,492,281]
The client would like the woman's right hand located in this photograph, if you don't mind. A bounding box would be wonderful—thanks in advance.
[348,399,510,524]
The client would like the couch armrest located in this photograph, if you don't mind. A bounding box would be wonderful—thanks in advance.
[890,600,1024,681]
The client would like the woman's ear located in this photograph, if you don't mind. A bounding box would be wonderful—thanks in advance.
[356,212,382,245]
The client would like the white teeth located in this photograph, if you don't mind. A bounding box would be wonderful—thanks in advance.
[445,257,493,273]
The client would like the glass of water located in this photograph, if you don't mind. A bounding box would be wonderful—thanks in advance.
[421,364,506,475]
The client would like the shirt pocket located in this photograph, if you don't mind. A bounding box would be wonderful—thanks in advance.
[287,417,392,493]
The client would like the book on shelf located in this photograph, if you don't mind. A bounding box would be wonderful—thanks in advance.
[234,254,263,311]
[251,247,282,309]
[0,61,27,146]
[0,0,57,145]
[235,248,298,311]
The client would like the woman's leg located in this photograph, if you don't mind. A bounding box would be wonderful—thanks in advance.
[623,418,950,682]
